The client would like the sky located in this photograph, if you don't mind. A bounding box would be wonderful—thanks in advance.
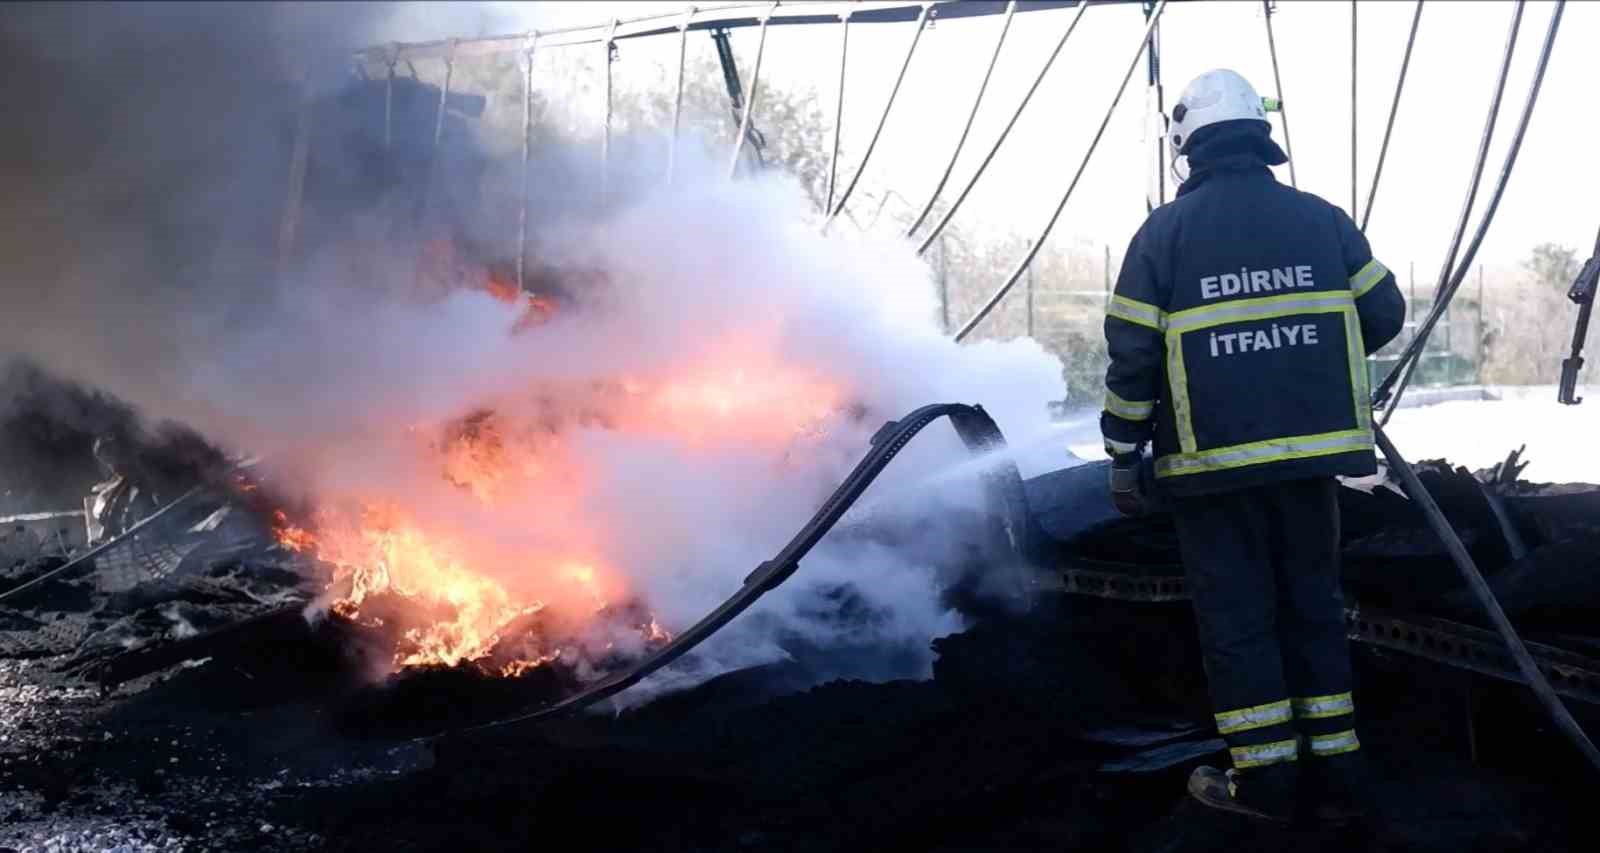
[371,0,1596,278]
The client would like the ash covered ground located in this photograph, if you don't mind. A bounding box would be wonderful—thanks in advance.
[2,4,1598,849]
[4,393,1600,853]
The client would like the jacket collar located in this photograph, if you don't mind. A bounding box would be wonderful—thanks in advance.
[1177,153,1276,197]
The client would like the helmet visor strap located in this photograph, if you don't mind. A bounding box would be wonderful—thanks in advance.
[1171,154,1191,185]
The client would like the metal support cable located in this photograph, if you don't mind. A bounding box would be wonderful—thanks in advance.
[601,19,617,197]
[667,6,695,185]
[1379,0,1558,420]
[517,34,538,292]
[903,1,1016,239]
[1377,0,1529,420]
[821,2,933,232]
[1434,1,1523,301]
[728,1,778,179]
[1360,0,1423,233]
[914,0,1092,255]
[1351,0,1358,221]
[1261,1,1296,187]
[954,0,1168,342]
[824,11,851,213]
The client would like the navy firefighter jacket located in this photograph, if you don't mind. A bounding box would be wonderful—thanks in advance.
[1100,154,1406,498]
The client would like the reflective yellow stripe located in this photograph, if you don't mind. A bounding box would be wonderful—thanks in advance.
[1104,389,1155,421]
[1230,738,1300,769]
[1345,308,1373,431]
[1168,333,1197,452]
[1349,259,1388,298]
[1155,429,1374,478]
[1214,699,1292,735]
[1108,295,1165,331]
[1292,692,1354,719]
[1166,291,1354,333]
[1162,292,1362,457]
[1308,729,1361,757]
[1104,438,1141,455]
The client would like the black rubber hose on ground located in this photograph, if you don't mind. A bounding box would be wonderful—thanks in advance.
[1374,425,1600,774]
[449,402,1028,736]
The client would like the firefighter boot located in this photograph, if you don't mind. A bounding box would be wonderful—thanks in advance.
[1187,762,1297,824]
[1299,751,1373,826]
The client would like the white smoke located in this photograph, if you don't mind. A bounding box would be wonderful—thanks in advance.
[0,3,1073,697]
[261,156,1070,690]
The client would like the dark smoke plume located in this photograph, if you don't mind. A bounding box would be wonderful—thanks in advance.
[0,2,516,484]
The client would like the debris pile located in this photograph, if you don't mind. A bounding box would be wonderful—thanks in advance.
[1,434,1597,851]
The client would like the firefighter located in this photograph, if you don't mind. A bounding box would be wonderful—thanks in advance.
[1099,69,1406,823]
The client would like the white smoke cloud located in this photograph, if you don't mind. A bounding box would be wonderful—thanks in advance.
[0,3,1073,699]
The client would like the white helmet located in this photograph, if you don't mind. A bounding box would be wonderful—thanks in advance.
[1167,69,1273,162]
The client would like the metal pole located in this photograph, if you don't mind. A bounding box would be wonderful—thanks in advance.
[415,41,455,234]
[1477,263,1486,384]
[433,42,455,148]
[667,7,694,185]
[277,76,312,280]
[904,2,1017,238]
[1360,0,1424,232]
[824,11,851,214]
[602,19,617,197]
[916,0,1092,256]
[383,49,397,149]
[1351,0,1358,221]
[1025,239,1035,338]
[956,0,1168,343]
[1145,0,1164,211]
[823,3,933,232]
[1104,244,1112,307]
[1444,294,1454,385]
[517,34,537,293]
[728,2,777,180]
[938,233,950,334]
[1261,1,1297,187]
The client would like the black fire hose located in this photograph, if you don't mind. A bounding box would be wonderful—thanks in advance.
[1374,425,1600,774]
[448,402,1028,736]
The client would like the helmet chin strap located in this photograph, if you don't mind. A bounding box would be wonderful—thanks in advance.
[1170,154,1190,186]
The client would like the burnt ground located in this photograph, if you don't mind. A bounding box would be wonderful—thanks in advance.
[2,590,1593,853]
[4,455,1598,852]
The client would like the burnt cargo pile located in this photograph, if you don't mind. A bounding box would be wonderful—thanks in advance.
[3,445,1599,852]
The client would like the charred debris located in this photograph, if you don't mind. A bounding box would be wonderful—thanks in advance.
[2,370,1599,851]
[2,13,1597,851]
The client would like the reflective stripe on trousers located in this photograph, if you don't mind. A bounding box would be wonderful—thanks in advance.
[1215,699,1292,735]
[1230,738,1299,769]
[1307,729,1361,757]
[1292,691,1355,719]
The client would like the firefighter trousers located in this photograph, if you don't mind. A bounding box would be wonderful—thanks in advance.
[1171,477,1361,788]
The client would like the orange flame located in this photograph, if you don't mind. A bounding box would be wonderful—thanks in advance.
[270,254,844,676]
